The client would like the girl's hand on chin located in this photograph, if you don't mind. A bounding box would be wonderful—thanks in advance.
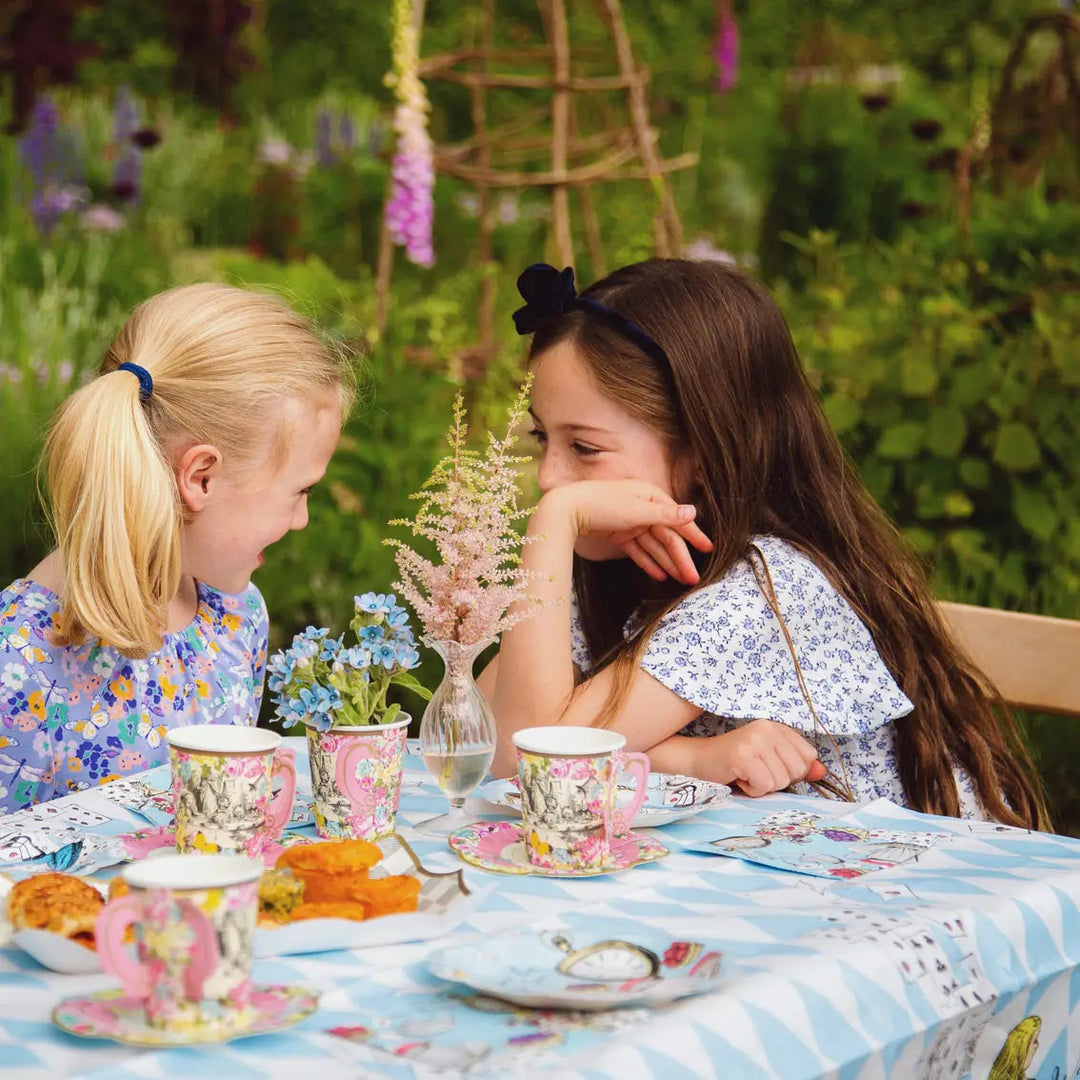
[540,479,713,585]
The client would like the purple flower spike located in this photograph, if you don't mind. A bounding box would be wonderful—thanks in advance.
[17,96,87,235]
[18,98,60,189]
[315,108,335,167]
[113,87,142,205]
[387,0,435,267]
[714,2,739,93]
[339,111,356,153]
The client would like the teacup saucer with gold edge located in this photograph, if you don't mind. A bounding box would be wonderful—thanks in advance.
[447,820,668,878]
[51,984,319,1047]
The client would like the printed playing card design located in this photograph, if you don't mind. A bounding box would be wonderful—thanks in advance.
[916,1001,995,1080]
[685,808,947,879]
[0,802,113,864]
[0,830,129,877]
[94,765,173,825]
[811,905,996,1019]
[0,786,153,876]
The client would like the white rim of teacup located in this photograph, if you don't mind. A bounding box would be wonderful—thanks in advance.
[165,724,280,755]
[122,853,263,891]
[512,725,627,757]
[304,714,411,734]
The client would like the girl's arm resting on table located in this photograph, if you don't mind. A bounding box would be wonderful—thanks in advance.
[485,639,823,794]
[648,727,827,797]
[487,650,701,776]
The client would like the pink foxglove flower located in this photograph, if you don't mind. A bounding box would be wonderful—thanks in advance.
[385,377,546,645]
[385,0,436,267]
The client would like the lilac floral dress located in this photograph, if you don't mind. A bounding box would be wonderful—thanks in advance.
[0,579,268,814]
[570,536,985,817]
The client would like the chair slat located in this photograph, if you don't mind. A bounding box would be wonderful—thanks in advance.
[939,601,1080,717]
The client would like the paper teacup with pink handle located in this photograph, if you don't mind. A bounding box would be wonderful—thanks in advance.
[305,714,410,841]
[96,853,262,1036]
[166,725,296,857]
[512,725,650,873]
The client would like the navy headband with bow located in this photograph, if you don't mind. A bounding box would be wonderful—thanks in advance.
[511,263,671,372]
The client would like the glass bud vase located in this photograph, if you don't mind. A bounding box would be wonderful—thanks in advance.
[415,636,497,836]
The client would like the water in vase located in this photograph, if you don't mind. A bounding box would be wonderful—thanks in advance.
[422,747,495,800]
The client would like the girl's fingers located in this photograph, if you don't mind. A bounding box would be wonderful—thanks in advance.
[786,730,822,771]
[637,530,683,580]
[622,538,669,582]
[739,755,781,797]
[775,741,812,787]
[643,525,699,585]
[678,520,714,553]
[763,750,791,793]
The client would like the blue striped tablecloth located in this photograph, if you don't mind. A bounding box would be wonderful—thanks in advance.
[1,738,1079,1079]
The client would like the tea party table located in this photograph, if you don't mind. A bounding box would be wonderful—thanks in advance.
[1,737,1080,1079]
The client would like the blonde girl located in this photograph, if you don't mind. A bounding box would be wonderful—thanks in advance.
[0,283,353,812]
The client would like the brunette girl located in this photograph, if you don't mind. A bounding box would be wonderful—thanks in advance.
[482,259,1046,829]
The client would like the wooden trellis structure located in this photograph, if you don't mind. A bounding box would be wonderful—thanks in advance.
[375,0,697,367]
[988,11,1080,189]
[954,11,1080,234]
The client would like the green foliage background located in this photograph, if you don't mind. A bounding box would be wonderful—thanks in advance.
[1,0,1077,829]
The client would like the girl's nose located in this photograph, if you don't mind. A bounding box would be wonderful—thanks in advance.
[536,451,569,494]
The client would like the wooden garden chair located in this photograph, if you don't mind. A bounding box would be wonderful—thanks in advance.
[939,601,1080,716]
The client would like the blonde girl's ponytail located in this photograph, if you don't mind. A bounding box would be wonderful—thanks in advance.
[43,365,181,657]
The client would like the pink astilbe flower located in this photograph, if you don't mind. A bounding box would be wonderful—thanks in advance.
[385,0,435,267]
[385,377,546,646]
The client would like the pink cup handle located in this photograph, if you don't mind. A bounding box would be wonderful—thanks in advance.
[265,746,296,837]
[335,741,367,804]
[612,751,651,833]
[96,894,150,997]
[96,895,220,1000]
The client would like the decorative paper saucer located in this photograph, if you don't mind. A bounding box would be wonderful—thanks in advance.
[448,820,668,878]
[51,984,319,1047]
[476,773,732,829]
[428,925,724,1010]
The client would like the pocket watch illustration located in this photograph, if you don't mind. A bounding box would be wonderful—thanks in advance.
[549,933,660,983]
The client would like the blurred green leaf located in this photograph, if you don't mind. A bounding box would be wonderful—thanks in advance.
[925,405,968,457]
[877,421,924,460]
[958,458,990,489]
[942,492,974,518]
[822,394,862,435]
[1012,485,1058,542]
[992,423,1041,472]
[951,365,991,407]
[901,356,939,397]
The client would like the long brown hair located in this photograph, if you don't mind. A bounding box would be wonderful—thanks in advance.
[530,258,1047,830]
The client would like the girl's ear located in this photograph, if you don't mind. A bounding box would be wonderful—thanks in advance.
[175,443,222,512]
[671,451,700,504]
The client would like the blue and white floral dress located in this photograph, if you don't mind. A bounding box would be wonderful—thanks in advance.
[570,535,984,816]
[0,579,268,814]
